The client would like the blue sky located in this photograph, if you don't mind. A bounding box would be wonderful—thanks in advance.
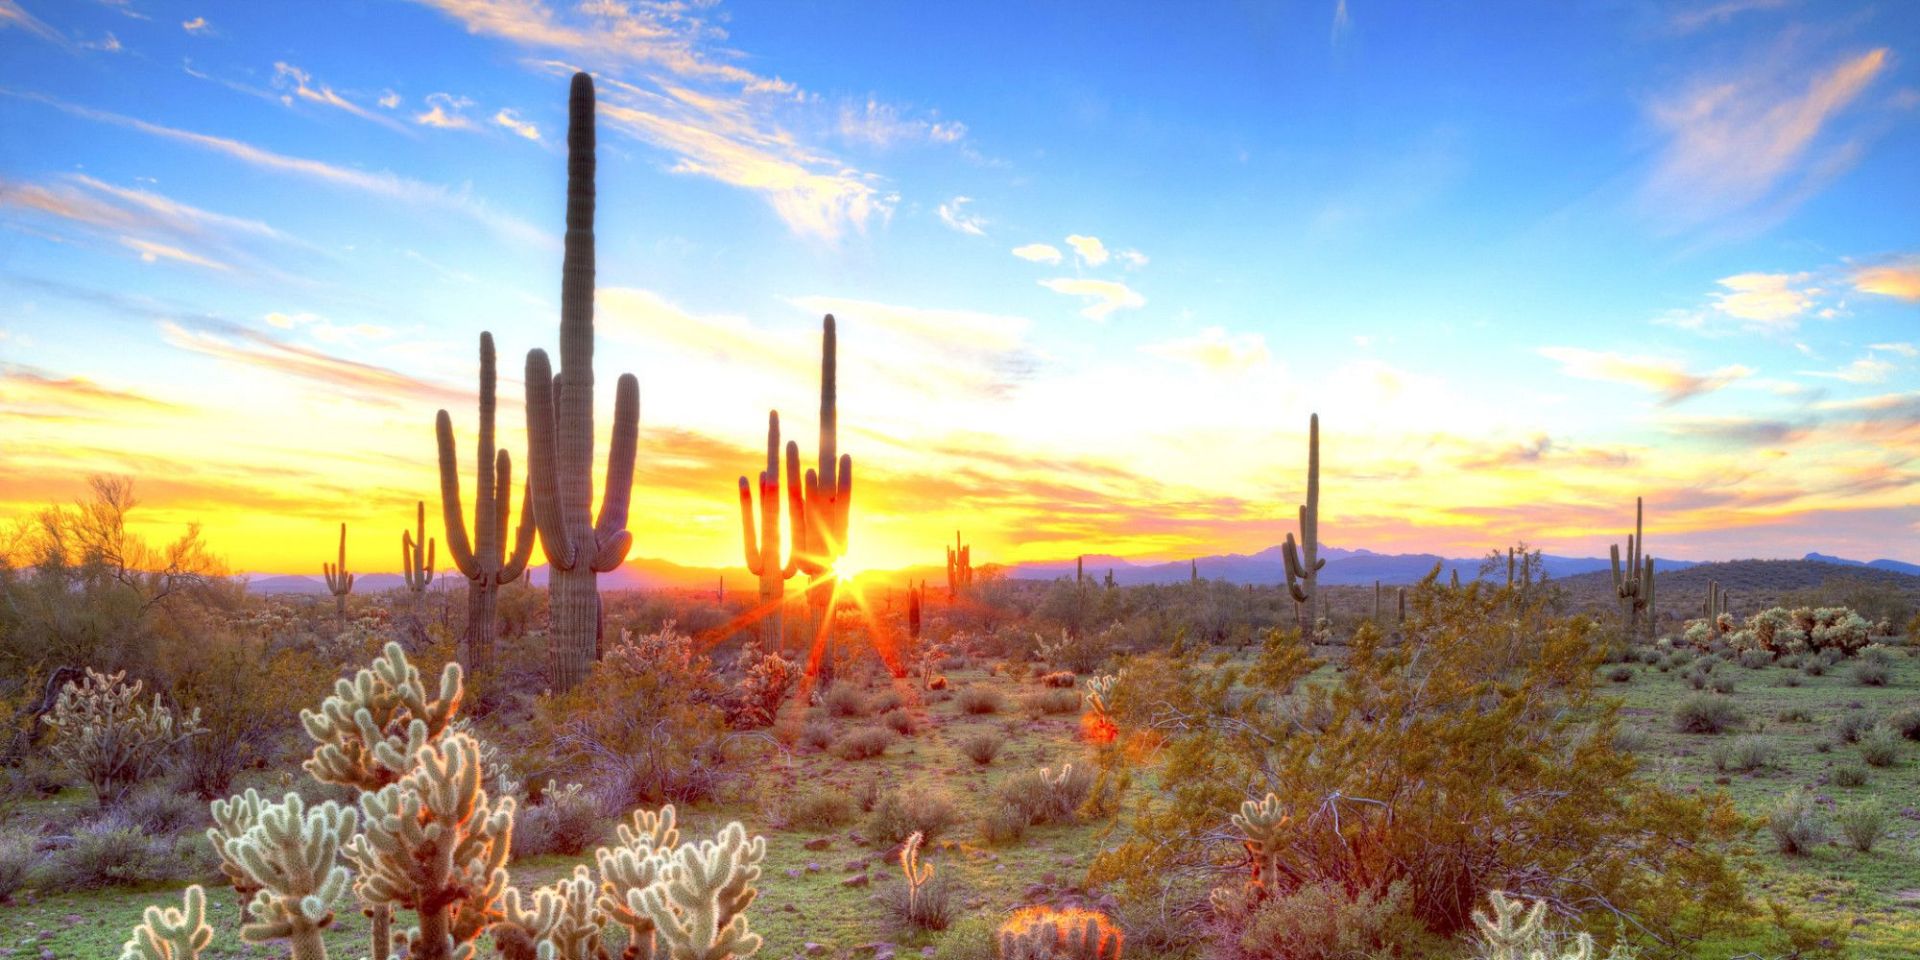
[2,0,1917,573]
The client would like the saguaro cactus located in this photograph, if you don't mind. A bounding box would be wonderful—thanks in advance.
[1609,497,1655,641]
[1282,414,1323,635]
[786,315,852,671]
[400,501,435,616]
[437,332,538,677]
[907,582,923,641]
[524,72,641,692]
[738,411,802,649]
[947,531,972,598]
[322,523,353,620]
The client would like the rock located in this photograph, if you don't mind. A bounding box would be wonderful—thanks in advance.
[806,862,823,874]
[844,858,870,872]
[842,873,870,888]
[804,944,829,956]
[786,869,802,879]
[804,837,833,851]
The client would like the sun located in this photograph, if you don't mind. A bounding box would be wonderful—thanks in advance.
[832,556,865,581]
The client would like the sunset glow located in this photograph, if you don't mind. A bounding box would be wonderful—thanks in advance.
[2,2,1917,575]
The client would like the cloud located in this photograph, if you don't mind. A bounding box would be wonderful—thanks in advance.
[379,90,401,109]
[1453,434,1635,470]
[0,173,302,273]
[836,97,968,147]
[122,237,229,270]
[1869,342,1917,358]
[1117,248,1149,270]
[937,196,985,236]
[1659,415,1809,446]
[1038,277,1145,321]
[1806,356,1895,384]
[7,91,550,249]
[1642,48,1888,229]
[1142,327,1271,374]
[1065,234,1109,267]
[160,318,466,408]
[1853,256,1920,301]
[492,107,540,140]
[1,0,64,45]
[1710,271,1814,330]
[180,15,208,34]
[415,92,476,129]
[0,364,184,419]
[272,63,408,132]
[1011,243,1061,265]
[1537,346,1751,404]
[1668,0,1786,33]
[1331,0,1351,46]
[262,311,393,344]
[81,32,123,53]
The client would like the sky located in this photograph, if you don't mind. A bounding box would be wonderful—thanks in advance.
[1,0,1918,577]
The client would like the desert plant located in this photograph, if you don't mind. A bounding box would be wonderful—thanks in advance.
[895,831,945,930]
[1834,712,1875,744]
[948,531,973,598]
[737,410,803,648]
[786,786,855,831]
[123,781,209,835]
[1851,660,1890,687]
[1889,706,1920,741]
[825,684,869,717]
[43,667,205,806]
[881,708,917,735]
[728,643,800,729]
[322,522,353,620]
[1834,801,1888,852]
[1710,735,1776,773]
[833,726,898,760]
[802,721,834,750]
[119,884,213,960]
[1738,649,1771,670]
[435,332,537,677]
[959,730,1003,765]
[0,832,36,903]
[1283,413,1323,636]
[996,906,1123,960]
[785,315,854,674]
[1229,880,1427,960]
[1027,688,1083,716]
[1767,790,1826,855]
[1832,762,1868,787]
[957,686,1002,715]
[1671,693,1742,734]
[1859,726,1901,767]
[399,499,435,614]
[978,802,1025,845]
[1605,665,1633,683]
[1469,889,1638,960]
[998,763,1095,825]
[515,781,602,858]
[1609,497,1656,642]
[54,814,180,889]
[868,785,961,846]
[1709,673,1737,695]
[523,72,641,692]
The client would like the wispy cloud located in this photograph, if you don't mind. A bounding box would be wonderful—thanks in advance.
[180,15,209,34]
[1038,277,1145,321]
[1710,271,1814,329]
[1330,0,1351,46]
[1065,234,1109,267]
[836,97,967,147]
[937,196,985,236]
[1011,243,1061,265]
[0,364,184,419]
[492,107,540,140]
[1142,326,1271,374]
[1667,0,1786,34]
[81,32,123,53]
[1537,346,1752,404]
[160,318,466,408]
[0,173,301,273]
[1,0,63,46]
[122,237,228,270]
[1853,256,1920,301]
[5,91,550,249]
[1641,47,1888,230]
[1805,343,1912,385]
[415,92,476,129]
[272,62,408,132]
[1117,248,1149,270]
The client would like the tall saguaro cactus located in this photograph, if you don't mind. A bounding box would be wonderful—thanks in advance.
[525,72,641,692]
[1609,497,1655,642]
[738,410,802,648]
[947,531,972,598]
[1282,413,1324,636]
[437,333,537,677]
[322,523,353,621]
[400,501,435,616]
[787,315,853,671]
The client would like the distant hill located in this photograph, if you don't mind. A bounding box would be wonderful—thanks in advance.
[1008,545,1699,587]
[1803,552,1920,577]
[1554,558,1920,619]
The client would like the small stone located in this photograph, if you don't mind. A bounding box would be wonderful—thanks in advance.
[786,869,802,879]
[844,858,870,872]
[805,862,823,874]
[805,944,829,956]
[842,873,870,888]
[804,837,833,851]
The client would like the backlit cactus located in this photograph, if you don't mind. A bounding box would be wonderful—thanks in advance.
[120,885,213,960]
[400,500,436,613]
[323,522,354,620]
[43,667,204,807]
[1282,414,1324,635]
[633,821,766,960]
[436,331,537,676]
[1609,497,1655,641]
[900,831,934,922]
[216,792,358,960]
[947,531,973,597]
[738,410,803,649]
[1228,792,1289,897]
[1472,889,1637,960]
[787,315,853,671]
[996,906,1123,960]
[524,72,642,691]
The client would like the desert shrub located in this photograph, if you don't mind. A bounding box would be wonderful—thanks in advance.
[0,832,36,903]
[883,868,955,932]
[1778,672,1803,688]
[727,644,798,729]
[881,708,917,735]
[1834,712,1875,744]
[121,781,208,836]
[1767,790,1826,856]
[825,684,869,718]
[787,786,856,831]
[1611,727,1650,753]
[50,815,181,888]
[1834,801,1888,853]
[1738,649,1772,670]
[1851,661,1890,687]
[957,686,1002,715]
[1605,665,1633,683]
[871,688,907,714]
[1859,726,1901,767]
[833,726,898,760]
[932,914,998,960]
[1026,688,1082,716]
[868,785,960,845]
[1672,694,1742,734]
[1092,576,1750,946]
[513,781,601,858]
[1709,674,1737,695]
[1888,707,1920,741]
[43,668,206,807]
[996,763,1094,825]
[1832,762,1868,787]
[1225,880,1428,960]
[959,730,1003,765]
[168,639,327,800]
[1776,708,1812,724]
[977,802,1025,845]
[1710,735,1776,773]
[1801,658,1826,677]
[802,721,835,750]
[1684,668,1710,691]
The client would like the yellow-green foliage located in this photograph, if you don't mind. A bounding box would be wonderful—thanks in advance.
[43,667,205,806]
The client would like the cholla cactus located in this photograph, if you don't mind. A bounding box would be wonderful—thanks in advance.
[121,885,214,960]
[1227,793,1289,899]
[348,730,515,960]
[632,821,766,960]
[215,792,359,959]
[996,906,1123,960]
[900,831,933,922]
[43,667,204,806]
[1084,674,1119,721]
[727,644,798,729]
[324,523,355,620]
[499,866,604,960]
[594,805,682,954]
[1471,890,1637,960]
[300,641,463,791]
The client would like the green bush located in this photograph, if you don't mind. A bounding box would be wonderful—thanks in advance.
[787,786,856,831]
[121,781,209,837]
[1231,880,1428,960]
[1710,735,1776,773]
[871,688,907,714]
[956,686,1002,715]
[50,816,182,889]
[1832,762,1869,788]
[1859,726,1901,767]
[1889,707,1920,741]
[1834,801,1888,853]
[867,785,961,846]
[1026,688,1082,716]
[883,869,955,932]
[932,914,998,960]
[977,801,1025,845]
[832,726,899,760]
[513,782,602,858]
[959,730,1003,765]
[1766,790,1826,856]
[881,708,917,735]
[1672,694,1742,734]
[1851,661,1890,687]
[0,832,37,903]
[996,763,1095,825]
[825,684,869,718]
[1605,665,1634,683]
[1738,649,1773,670]
[1833,712,1874,744]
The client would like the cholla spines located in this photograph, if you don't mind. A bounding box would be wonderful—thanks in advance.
[217,792,358,960]
[401,500,436,603]
[900,831,933,920]
[738,410,802,648]
[436,331,537,676]
[323,522,354,619]
[947,531,972,597]
[42,667,203,807]
[1282,413,1324,636]
[996,907,1123,960]
[121,885,213,960]
[1609,497,1655,641]
[299,641,463,791]
[524,72,641,692]
[593,805,681,952]
[1228,793,1289,896]
[1472,890,1635,960]
[1084,673,1119,720]
[632,821,766,960]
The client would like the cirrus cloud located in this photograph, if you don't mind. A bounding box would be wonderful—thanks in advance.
[1038,277,1144,321]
